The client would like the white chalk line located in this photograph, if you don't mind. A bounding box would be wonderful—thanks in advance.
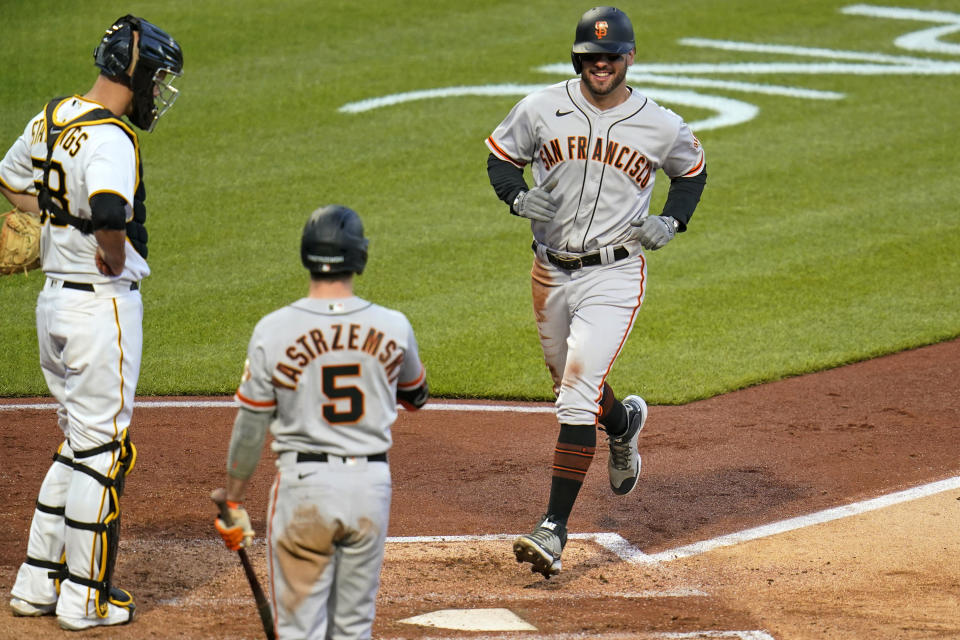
[160,589,707,608]
[630,475,960,564]
[144,474,958,609]
[0,399,557,413]
[185,475,960,565]
[377,632,776,640]
[387,474,960,564]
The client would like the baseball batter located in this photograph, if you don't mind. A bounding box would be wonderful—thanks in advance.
[485,6,707,577]
[1,16,183,629]
[214,205,429,640]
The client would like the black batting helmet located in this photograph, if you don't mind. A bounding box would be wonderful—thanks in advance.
[571,6,635,74]
[301,205,370,276]
[94,15,184,132]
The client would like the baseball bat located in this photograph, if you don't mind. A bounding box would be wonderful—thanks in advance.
[211,488,276,640]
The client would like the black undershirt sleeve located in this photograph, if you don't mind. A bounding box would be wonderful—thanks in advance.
[488,151,705,229]
[397,381,429,411]
[89,192,128,231]
[660,167,707,232]
[487,153,529,210]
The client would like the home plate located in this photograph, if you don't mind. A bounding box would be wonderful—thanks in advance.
[399,608,536,631]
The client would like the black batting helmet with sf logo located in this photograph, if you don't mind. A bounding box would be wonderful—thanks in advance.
[571,6,635,73]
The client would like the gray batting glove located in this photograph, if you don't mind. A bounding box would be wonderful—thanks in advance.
[513,178,560,222]
[631,215,677,250]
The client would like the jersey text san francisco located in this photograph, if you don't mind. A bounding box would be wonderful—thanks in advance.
[538,136,652,187]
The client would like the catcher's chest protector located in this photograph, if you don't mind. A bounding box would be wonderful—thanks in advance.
[38,97,148,257]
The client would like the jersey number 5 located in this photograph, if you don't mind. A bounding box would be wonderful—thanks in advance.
[322,364,364,424]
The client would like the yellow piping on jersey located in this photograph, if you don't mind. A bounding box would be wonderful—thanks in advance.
[48,97,142,194]
[111,298,125,441]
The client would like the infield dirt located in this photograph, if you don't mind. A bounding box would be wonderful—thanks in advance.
[1,339,958,639]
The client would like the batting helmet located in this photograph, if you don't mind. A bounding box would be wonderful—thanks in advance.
[301,205,370,276]
[571,6,635,74]
[94,15,184,132]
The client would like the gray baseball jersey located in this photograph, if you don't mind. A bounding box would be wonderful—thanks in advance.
[486,78,704,425]
[486,79,704,254]
[235,294,425,638]
[235,295,426,456]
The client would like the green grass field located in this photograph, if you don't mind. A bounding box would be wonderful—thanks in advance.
[2,0,958,402]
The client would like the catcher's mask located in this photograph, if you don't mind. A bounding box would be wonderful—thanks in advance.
[571,6,635,74]
[301,205,370,276]
[94,15,184,132]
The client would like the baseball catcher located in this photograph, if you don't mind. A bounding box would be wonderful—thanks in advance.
[3,15,183,630]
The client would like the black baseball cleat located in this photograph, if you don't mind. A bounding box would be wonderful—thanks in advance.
[607,395,647,495]
[513,514,567,578]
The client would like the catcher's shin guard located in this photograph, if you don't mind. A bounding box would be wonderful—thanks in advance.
[11,441,75,607]
[59,432,136,621]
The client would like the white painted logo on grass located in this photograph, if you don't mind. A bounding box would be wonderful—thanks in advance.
[339,5,960,131]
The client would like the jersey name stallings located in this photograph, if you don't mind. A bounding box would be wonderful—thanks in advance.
[538,135,652,187]
[272,322,404,390]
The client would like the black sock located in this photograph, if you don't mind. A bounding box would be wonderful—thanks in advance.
[599,382,628,437]
[546,423,596,523]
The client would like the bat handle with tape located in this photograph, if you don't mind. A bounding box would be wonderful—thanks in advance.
[211,487,235,525]
[211,488,276,640]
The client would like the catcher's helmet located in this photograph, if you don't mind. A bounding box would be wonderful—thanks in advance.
[301,205,370,276]
[571,6,635,74]
[94,15,184,132]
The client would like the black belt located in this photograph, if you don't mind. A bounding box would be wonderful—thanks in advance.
[62,281,139,292]
[296,452,387,463]
[533,241,629,270]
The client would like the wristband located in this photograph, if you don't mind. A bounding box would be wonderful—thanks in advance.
[512,191,526,214]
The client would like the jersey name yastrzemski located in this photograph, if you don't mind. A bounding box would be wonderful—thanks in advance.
[272,320,405,390]
[236,296,425,457]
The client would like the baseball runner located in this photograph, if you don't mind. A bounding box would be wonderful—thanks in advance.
[213,205,429,640]
[1,16,183,629]
[485,6,707,577]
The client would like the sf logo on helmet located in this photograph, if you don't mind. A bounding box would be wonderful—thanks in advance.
[594,21,609,38]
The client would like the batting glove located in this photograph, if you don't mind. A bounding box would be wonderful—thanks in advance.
[214,501,254,550]
[631,215,678,250]
[513,178,560,222]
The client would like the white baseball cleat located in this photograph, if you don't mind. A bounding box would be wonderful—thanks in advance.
[57,588,135,631]
[10,597,56,617]
[608,395,647,495]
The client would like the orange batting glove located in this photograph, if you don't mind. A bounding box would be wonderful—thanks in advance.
[214,500,254,551]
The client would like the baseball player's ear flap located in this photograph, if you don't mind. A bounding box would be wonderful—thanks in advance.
[571,52,583,74]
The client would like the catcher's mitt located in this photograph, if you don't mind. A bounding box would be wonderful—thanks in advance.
[0,208,42,275]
